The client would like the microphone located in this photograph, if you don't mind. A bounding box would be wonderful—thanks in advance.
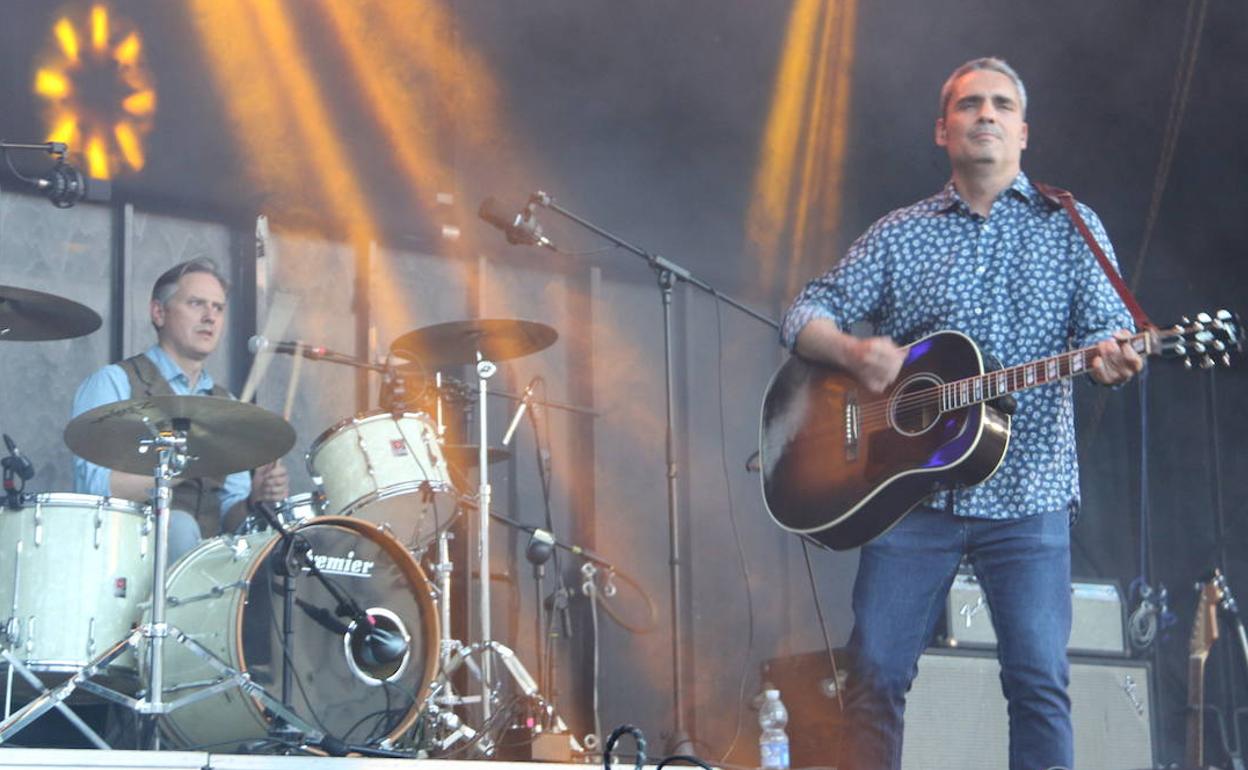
[2,434,35,482]
[359,623,408,667]
[31,160,110,208]
[478,197,557,251]
[501,377,540,446]
[248,334,330,359]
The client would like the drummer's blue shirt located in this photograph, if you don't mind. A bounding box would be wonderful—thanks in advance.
[70,345,250,518]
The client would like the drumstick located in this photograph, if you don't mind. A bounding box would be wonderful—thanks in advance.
[240,290,297,404]
[283,341,303,422]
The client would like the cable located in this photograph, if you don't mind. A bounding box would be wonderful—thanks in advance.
[801,537,845,713]
[584,566,605,747]
[597,566,659,634]
[711,294,757,764]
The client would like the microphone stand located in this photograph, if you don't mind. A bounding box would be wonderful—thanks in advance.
[522,190,779,752]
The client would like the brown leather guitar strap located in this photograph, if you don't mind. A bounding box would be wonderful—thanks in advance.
[1034,181,1154,330]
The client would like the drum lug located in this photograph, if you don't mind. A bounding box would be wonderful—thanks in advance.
[87,617,96,657]
[2,616,17,646]
[33,502,43,547]
[94,502,104,549]
[24,617,34,654]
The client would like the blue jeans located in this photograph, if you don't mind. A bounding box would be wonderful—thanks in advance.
[839,506,1073,770]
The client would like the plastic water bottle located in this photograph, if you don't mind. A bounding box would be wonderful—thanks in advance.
[758,688,790,770]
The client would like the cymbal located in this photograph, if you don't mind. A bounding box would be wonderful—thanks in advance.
[0,285,102,341]
[65,395,296,477]
[441,444,511,468]
[391,319,557,369]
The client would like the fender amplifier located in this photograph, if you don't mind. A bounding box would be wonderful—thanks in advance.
[762,649,1154,770]
[941,572,1126,655]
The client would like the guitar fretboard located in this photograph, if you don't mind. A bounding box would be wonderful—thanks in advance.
[938,333,1150,412]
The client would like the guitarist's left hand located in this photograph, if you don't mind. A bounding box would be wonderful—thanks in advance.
[1089,329,1144,386]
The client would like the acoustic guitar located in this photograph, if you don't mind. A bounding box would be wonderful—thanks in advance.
[759,311,1241,550]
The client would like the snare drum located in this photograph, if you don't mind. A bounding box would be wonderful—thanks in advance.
[147,517,439,749]
[307,411,459,549]
[0,493,153,681]
[241,492,323,534]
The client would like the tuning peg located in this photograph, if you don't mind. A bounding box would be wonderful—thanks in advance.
[1201,355,1214,369]
[1181,316,1192,325]
[1184,358,1193,370]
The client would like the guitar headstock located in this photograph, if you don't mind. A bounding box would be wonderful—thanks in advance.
[1189,571,1226,659]
[1158,310,1243,370]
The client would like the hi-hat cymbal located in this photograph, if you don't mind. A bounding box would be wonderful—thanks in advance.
[0,285,102,341]
[441,444,511,468]
[391,319,557,369]
[65,395,295,477]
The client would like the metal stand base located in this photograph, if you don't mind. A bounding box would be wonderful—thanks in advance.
[0,624,322,749]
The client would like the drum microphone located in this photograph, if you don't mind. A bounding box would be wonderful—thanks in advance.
[248,334,331,360]
[29,160,111,208]
[478,196,558,251]
[502,377,541,446]
[2,434,35,481]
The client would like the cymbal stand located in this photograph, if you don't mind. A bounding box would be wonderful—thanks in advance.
[474,350,496,720]
[0,420,323,750]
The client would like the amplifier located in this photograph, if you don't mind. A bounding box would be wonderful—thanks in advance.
[762,649,1154,770]
[942,572,1126,655]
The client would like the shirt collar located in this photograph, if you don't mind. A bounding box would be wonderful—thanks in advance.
[933,170,1042,214]
[144,345,215,393]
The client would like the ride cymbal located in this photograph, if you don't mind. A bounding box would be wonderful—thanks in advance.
[391,319,557,369]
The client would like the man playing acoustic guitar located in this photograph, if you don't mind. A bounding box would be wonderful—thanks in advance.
[780,57,1143,770]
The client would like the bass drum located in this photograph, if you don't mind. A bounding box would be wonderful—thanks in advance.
[148,517,439,750]
[0,493,152,685]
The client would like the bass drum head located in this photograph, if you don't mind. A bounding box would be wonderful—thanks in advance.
[158,517,439,750]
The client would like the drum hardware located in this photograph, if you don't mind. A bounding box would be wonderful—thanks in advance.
[0,397,312,750]
[1,434,35,510]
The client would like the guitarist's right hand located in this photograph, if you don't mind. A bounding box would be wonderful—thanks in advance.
[846,337,906,393]
[795,319,905,394]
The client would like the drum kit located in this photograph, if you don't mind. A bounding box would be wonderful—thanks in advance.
[0,284,583,756]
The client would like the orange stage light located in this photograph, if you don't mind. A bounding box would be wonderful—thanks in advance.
[34,3,156,180]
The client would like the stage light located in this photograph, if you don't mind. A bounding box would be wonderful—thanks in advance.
[746,0,857,299]
[33,3,156,180]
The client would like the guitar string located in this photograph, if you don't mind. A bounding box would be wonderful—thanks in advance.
[848,328,1164,426]
[848,346,1099,427]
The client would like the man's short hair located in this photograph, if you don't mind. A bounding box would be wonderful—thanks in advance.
[938,56,1027,118]
[151,259,230,306]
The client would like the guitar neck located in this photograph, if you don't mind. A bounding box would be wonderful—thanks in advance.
[1186,654,1208,769]
[938,331,1154,411]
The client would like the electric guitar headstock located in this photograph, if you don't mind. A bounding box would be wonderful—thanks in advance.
[1156,310,1243,370]
[1190,572,1225,661]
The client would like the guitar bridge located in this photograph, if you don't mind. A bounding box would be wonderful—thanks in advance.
[844,391,859,462]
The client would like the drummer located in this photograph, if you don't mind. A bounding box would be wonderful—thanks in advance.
[70,258,288,561]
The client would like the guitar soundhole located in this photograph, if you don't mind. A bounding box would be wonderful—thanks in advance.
[891,374,943,436]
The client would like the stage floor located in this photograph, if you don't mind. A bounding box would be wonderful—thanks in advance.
[0,749,604,770]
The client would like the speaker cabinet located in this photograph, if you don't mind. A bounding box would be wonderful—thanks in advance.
[763,649,1155,770]
[901,651,1154,770]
